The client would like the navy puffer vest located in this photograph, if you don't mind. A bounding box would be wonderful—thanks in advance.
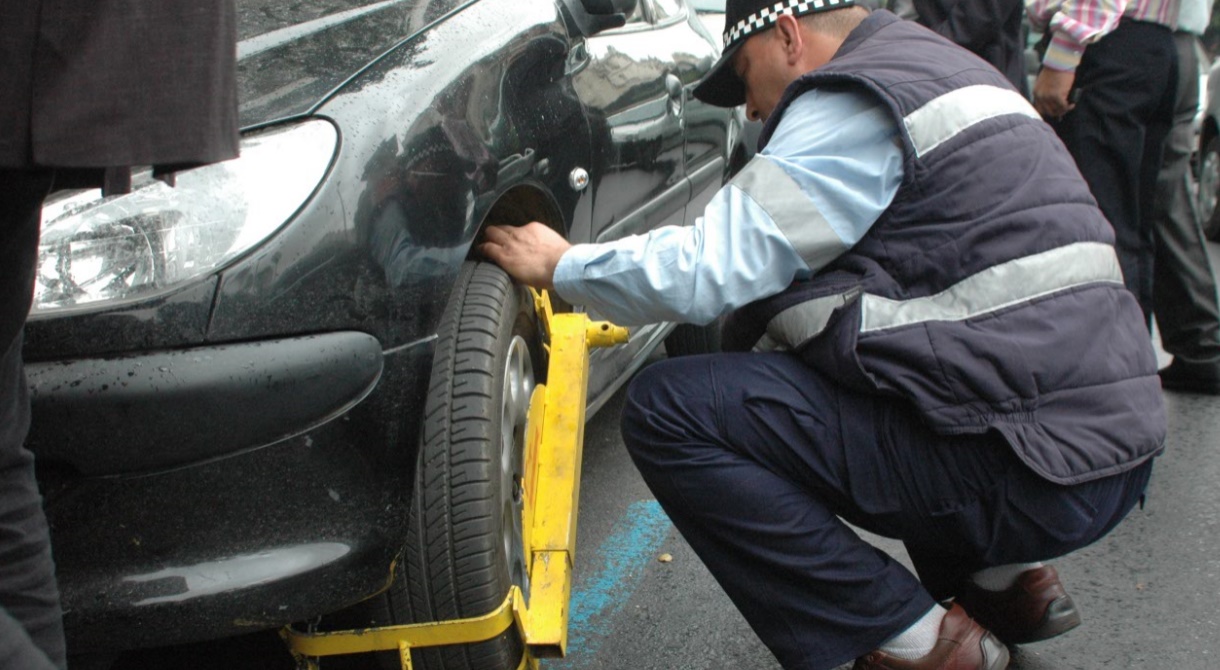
[724,11,1165,484]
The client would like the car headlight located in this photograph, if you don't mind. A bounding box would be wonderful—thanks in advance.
[33,119,338,314]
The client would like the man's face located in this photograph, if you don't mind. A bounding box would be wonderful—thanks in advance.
[733,31,791,123]
[731,14,841,123]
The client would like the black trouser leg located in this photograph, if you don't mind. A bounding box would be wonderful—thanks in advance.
[1052,20,1177,324]
[0,169,66,670]
[1153,32,1220,361]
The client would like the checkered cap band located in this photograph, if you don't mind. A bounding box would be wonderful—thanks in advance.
[723,0,850,49]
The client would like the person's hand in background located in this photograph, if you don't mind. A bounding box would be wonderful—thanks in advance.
[1032,67,1078,120]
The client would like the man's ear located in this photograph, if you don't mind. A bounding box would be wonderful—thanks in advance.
[772,13,805,66]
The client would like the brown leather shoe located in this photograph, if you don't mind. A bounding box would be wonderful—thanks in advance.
[852,604,1009,670]
[953,565,1081,644]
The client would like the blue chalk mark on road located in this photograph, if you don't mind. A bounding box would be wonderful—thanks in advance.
[549,499,672,668]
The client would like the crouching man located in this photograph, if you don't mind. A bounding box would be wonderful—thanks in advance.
[481,3,1165,668]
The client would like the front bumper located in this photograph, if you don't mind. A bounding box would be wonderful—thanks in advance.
[25,333,435,652]
[27,332,383,477]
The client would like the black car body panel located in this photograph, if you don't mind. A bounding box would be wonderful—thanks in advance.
[24,0,738,654]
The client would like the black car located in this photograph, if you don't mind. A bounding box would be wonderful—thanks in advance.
[23,0,745,667]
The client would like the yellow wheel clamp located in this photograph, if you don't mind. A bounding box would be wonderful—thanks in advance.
[282,288,630,670]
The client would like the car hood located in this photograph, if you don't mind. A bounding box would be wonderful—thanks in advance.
[236,0,470,128]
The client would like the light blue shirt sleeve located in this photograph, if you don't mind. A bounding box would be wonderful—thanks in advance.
[552,87,903,327]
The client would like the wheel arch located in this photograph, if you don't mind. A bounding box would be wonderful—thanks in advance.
[476,183,568,239]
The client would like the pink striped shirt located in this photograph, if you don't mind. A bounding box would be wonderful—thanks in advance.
[1025,0,1178,71]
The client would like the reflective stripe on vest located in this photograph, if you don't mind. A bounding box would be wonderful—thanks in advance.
[905,85,1040,158]
[729,156,849,271]
[761,242,1124,350]
[729,85,1038,272]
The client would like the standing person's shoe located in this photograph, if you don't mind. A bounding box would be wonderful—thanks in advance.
[853,604,1009,670]
[953,565,1081,644]
[1158,358,1220,394]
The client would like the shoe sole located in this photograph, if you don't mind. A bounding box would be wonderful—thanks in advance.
[981,631,1012,670]
[1160,377,1220,394]
[1003,594,1082,645]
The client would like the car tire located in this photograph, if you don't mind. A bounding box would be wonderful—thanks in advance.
[663,318,723,357]
[1197,135,1220,240]
[401,260,540,670]
[331,261,540,670]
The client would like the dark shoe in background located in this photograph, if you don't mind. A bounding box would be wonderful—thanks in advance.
[953,565,1081,645]
[1158,358,1220,394]
[852,604,1009,670]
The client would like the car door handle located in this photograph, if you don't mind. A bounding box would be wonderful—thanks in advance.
[664,74,684,117]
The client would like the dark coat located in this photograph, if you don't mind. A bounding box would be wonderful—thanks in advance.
[0,0,240,173]
[911,0,1028,96]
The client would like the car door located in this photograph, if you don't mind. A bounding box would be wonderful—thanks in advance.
[655,0,736,225]
[564,0,716,402]
[571,0,692,250]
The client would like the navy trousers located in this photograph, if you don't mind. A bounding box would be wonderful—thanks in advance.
[621,352,1154,670]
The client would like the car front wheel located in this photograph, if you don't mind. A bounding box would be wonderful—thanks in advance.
[347,261,541,670]
[403,261,540,670]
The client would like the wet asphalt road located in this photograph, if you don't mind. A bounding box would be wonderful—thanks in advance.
[111,259,1220,670]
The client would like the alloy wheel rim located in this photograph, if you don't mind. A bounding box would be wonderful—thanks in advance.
[499,334,534,598]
